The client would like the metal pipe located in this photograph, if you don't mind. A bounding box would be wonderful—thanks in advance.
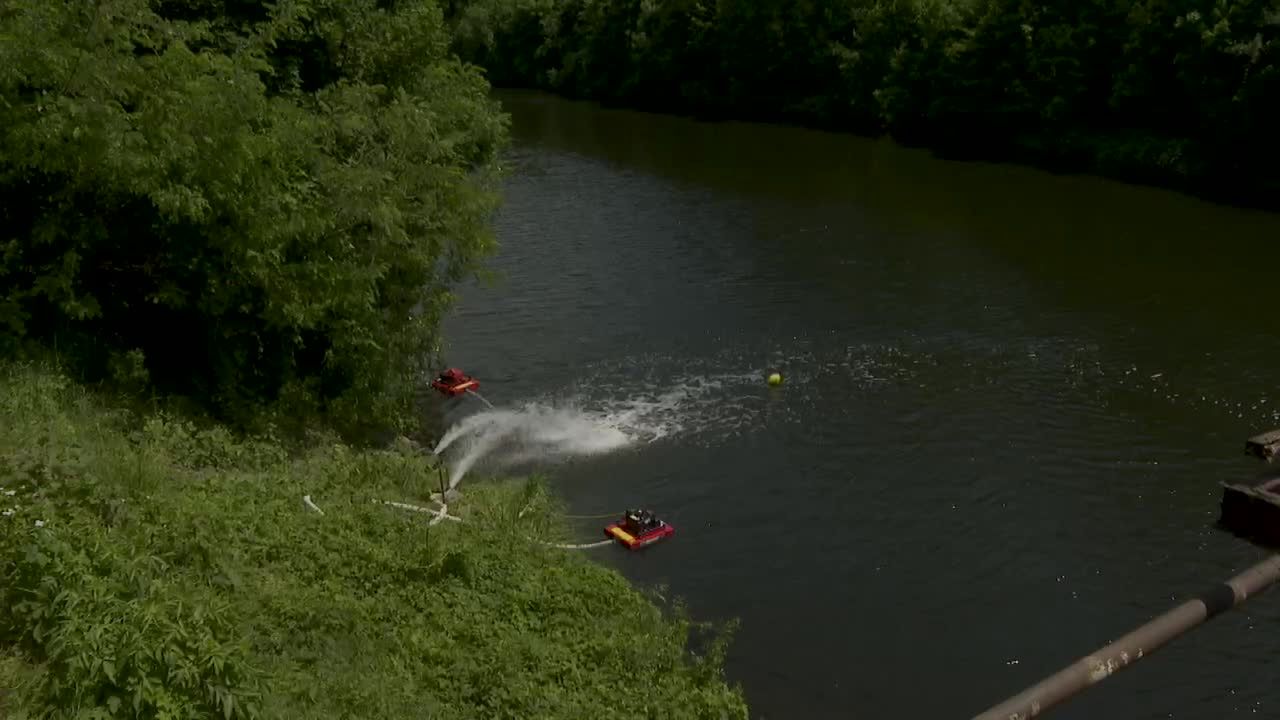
[971,554,1280,720]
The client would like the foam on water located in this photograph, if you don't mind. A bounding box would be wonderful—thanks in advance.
[570,372,766,442]
[433,404,632,489]
[433,370,768,488]
[431,339,1280,492]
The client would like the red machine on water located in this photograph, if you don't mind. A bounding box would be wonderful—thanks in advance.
[604,509,674,550]
[431,368,479,397]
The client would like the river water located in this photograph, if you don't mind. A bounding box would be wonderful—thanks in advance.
[438,89,1280,719]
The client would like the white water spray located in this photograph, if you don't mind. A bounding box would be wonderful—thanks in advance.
[433,404,634,489]
[431,369,770,490]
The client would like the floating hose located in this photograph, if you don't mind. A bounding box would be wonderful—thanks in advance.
[509,506,632,548]
[465,388,494,409]
[541,539,614,550]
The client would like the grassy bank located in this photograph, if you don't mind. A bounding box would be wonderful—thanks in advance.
[0,365,747,719]
[449,0,1280,209]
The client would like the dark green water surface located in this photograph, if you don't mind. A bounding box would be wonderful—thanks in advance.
[440,90,1280,719]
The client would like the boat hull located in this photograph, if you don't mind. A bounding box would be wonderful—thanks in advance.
[603,522,674,550]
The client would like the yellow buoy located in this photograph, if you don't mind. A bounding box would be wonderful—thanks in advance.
[767,372,783,386]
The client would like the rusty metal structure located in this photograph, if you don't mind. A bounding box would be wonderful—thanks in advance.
[971,554,1280,719]
[1245,428,1280,461]
[971,428,1280,719]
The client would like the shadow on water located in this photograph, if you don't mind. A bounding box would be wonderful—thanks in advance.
[498,87,1280,389]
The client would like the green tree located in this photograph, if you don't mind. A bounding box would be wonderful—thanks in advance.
[446,0,1280,207]
[0,0,508,435]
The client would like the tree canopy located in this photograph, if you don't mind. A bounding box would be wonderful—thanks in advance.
[449,0,1280,207]
[0,0,508,434]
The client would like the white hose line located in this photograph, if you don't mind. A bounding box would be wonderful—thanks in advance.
[373,497,612,551]
[381,499,434,514]
[429,503,449,526]
[377,499,462,523]
[465,389,494,409]
[303,495,324,515]
[541,539,614,550]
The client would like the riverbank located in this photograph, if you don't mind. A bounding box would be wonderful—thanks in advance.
[449,0,1280,210]
[0,365,747,719]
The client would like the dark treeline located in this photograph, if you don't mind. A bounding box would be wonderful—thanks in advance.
[450,0,1280,208]
[0,0,508,437]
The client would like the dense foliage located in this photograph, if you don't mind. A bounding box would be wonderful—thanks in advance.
[0,0,508,434]
[0,365,748,719]
[450,0,1280,206]
[0,4,753,716]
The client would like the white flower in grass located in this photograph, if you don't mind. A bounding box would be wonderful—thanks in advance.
[33,520,44,528]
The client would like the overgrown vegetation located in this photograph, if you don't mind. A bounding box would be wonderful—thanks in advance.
[449,0,1280,207]
[0,2,751,716]
[0,0,508,435]
[0,365,748,719]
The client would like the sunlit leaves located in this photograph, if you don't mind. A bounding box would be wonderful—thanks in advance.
[0,0,508,435]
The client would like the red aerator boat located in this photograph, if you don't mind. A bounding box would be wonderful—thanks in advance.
[431,368,479,397]
[604,509,674,550]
